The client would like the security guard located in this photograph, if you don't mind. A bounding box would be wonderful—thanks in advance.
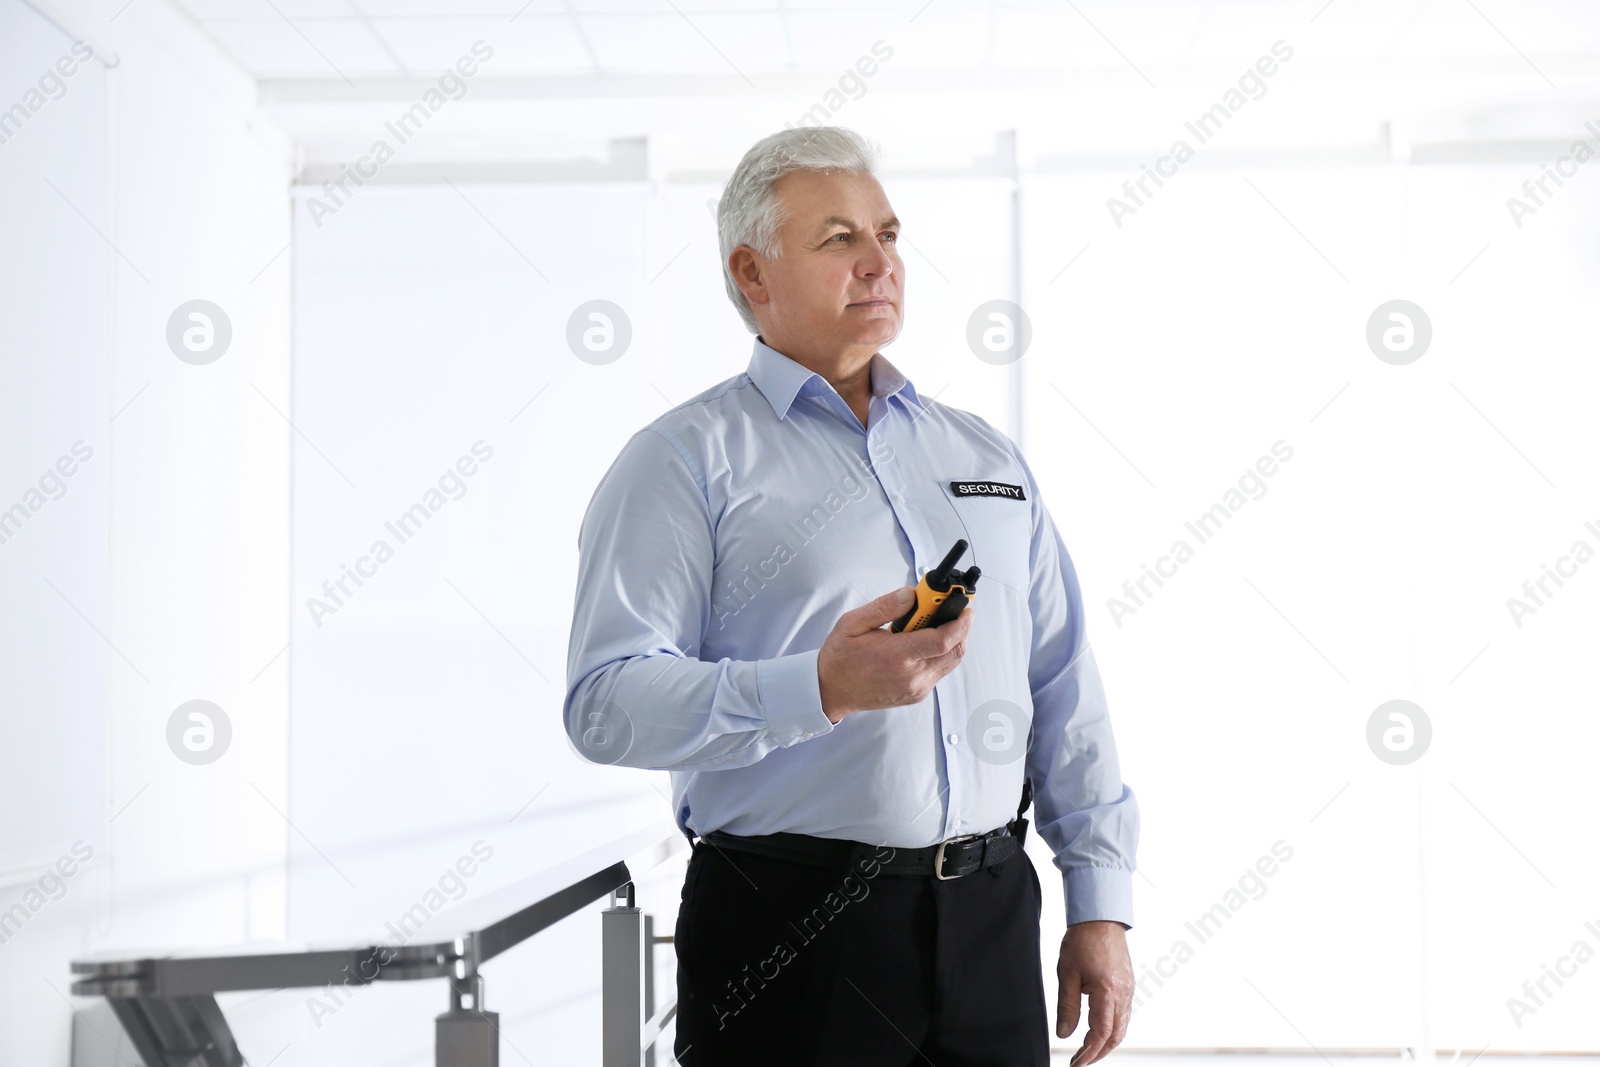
[566,126,1139,1067]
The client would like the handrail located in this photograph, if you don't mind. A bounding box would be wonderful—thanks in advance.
[70,819,690,1067]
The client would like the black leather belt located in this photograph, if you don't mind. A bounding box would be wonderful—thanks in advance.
[700,824,1018,880]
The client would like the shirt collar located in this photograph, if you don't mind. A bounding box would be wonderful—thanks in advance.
[746,335,924,421]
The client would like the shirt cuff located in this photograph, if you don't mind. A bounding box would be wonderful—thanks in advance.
[755,648,834,746]
[1063,866,1134,929]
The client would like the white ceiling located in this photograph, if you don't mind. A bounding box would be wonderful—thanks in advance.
[145,0,1600,173]
[166,0,1600,83]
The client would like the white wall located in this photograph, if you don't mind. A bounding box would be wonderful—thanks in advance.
[0,0,109,887]
[1021,164,1600,1049]
[0,0,293,1062]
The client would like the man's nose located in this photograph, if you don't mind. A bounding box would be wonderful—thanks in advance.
[859,242,894,278]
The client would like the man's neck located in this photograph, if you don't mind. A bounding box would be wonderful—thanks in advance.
[762,334,875,427]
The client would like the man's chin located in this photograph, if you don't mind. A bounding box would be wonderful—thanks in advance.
[857,332,899,352]
[841,315,900,345]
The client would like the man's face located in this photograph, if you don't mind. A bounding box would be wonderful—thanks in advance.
[744,168,903,352]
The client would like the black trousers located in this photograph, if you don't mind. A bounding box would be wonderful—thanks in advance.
[672,832,1050,1066]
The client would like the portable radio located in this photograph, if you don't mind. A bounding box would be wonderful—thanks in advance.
[890,538,981,633]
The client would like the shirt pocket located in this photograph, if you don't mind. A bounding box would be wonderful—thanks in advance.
[939,480,1033,597]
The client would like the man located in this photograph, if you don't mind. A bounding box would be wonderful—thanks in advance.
[565,126,1138,1066]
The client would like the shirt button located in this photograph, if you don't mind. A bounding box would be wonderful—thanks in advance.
[947,733,959,745]
[896,493,905,504]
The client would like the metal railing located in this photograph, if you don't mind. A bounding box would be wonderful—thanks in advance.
[602,883,680,1067]
[69,821,689,1066]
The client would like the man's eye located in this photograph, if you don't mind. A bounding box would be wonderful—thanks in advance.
[883,232,898,242]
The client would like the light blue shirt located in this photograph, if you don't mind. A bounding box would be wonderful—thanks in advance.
[565,336,1139,927]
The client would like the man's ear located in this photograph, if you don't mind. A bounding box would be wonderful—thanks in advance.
[729,246,769,309]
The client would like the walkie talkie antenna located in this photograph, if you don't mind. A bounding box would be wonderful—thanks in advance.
[927,539,969,591]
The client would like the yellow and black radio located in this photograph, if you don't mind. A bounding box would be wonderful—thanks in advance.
[891,538,981,633]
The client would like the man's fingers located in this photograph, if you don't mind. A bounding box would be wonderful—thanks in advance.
[1109,996,1131,1056]
[1072,989,1116,1067]
[887,606,971,661]
[1056,968,1081,1040]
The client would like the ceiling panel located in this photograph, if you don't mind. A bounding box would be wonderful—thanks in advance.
[867,7,998,71]
[577,11,790,74]
[201,16,404,77]
[989,5,1199,72]
[487,15,600,71]
[363,17,522,72]
[177,0,357,16]
[164,0,1600,83]
[566,0,786,9]
[351,0,559,13]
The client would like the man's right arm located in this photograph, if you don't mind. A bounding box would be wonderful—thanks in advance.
[564,427,837,771]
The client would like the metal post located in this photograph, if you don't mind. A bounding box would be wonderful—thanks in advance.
[436,941,498,1067]
[602,884,643,1067]
[643,914,657,1067]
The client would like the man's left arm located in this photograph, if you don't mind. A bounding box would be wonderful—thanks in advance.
[1004,437,1139,1062]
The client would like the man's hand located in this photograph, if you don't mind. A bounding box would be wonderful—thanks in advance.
[1057,919,1133,1066]
[817,585,973,722]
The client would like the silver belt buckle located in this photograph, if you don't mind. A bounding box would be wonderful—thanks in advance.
[933,833,983,880]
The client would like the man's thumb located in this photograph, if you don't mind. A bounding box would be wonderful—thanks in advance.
[848,586,915,634]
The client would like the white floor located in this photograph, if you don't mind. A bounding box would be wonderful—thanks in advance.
[647,1028,1600,1066]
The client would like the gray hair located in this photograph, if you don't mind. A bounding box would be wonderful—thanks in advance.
[717,127,883,334]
